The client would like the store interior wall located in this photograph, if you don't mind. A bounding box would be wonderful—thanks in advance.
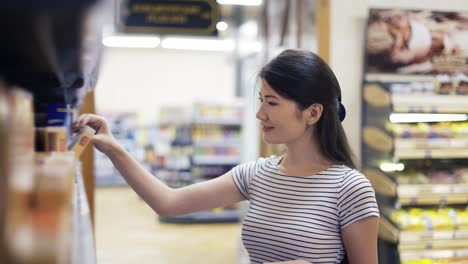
[95,47,235,122]
[330,0,468,166]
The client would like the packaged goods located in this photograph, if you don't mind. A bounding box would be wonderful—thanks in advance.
[6,152,75,264]
[435,74,454,95]
[68,125,95,158]
[45,126,68,152]
[4,88,35,264]
[32,152,75,264]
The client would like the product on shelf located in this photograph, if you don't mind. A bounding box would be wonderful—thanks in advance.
[68,125,95,158]
[3,88,35,263]
[39,126,68,152]
[6,152,76,264]
[455,74,468,95]
[435,75,454,95]
[391,208,468,231]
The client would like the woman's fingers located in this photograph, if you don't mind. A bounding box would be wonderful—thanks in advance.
[73,114,106,132]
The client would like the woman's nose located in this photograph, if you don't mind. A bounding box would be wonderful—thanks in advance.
[256,106,267,121]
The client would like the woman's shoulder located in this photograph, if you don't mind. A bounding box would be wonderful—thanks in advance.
[337,165,374,192]
[235,155,283,174]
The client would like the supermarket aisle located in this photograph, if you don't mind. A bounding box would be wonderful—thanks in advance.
[95,187,244,264]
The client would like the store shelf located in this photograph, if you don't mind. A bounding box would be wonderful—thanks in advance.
[398,184,468,205]
[157,103,243,223]
[365,73,435,83]
[391,94,468,113]
[395,138,468,149]
[368,169,468,205]
[395,148,468,159]
[192,155,241,165]
[400,240,468,251]
[398,195,468,206]
[72,165,96,264]
[399,249,468,263]
[193,139,241,147]
[159,209,240,224]
[379,217,468,249]
[400,230,468,244]
[193,118,242,125]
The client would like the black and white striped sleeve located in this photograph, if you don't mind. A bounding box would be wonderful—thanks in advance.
[231,159,260,200]
[337,171,380,229]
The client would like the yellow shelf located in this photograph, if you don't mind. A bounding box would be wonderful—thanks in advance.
[391,94,468,113]
[380,218,468,250]
[395,148,468,159]
[398,195,468,206]
[366,168,468,206]
[399,239,468,250]
[400,230,468,244]
[398,184,468,206]
[395,138,468,149]
[400,249,468,263]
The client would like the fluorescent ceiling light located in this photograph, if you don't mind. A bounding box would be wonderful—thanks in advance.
[380,162,404,172]
[239,21,258,37]
[102,36,160,48]
[216,21,229,31]
[161,37,234,51]
[390,113,468,123]
[217,0,262,6]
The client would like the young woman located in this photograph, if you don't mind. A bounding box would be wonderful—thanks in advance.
[74,50,379,264]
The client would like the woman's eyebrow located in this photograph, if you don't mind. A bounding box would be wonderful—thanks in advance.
[259,92,279,99]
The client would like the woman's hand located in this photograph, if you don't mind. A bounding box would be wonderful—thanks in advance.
[72,113,120,155]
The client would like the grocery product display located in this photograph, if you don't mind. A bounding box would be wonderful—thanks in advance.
[363,7,468,263]
[94,112,141,187]
[0,85,96,264]
[154,100,243,223]
[362,76,468,264]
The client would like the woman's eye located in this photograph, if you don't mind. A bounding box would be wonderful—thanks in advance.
[268,102,277,106]
[258,97,263,102]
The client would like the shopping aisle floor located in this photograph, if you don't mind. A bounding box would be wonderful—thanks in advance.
[95,187,244,264]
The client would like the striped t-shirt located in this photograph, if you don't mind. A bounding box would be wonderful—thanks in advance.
[231,155,380,264]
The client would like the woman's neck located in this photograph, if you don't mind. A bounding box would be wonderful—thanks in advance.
[280,136,333,176]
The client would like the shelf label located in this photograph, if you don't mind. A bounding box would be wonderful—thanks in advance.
[117,0,219,35]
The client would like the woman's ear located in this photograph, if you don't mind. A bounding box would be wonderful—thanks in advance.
[305,103,323,125]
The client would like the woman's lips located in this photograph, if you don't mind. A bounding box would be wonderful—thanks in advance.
[263,126,274,132]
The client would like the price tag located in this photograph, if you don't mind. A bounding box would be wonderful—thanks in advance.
[424,149,432,159]
[440,196,448,205]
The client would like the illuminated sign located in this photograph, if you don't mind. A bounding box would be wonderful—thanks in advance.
[117,0,219,35]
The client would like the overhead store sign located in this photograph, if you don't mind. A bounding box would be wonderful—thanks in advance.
[116,0,219,35]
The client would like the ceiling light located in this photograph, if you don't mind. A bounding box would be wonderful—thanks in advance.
[216,0,262,6]
[380,162,405,172]
[390,113,468,123]
[216,21,229,31]
[102,36,160,48]
[161,37,234,51]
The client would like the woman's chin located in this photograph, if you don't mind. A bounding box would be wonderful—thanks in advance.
[262,136,280,145]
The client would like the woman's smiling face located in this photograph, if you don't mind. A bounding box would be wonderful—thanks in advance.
[256,80,311,145]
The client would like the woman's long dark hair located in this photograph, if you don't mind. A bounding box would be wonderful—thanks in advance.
[259,49,356,169]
